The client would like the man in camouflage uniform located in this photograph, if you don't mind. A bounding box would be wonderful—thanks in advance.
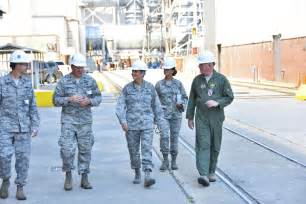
[0,50,40,200]
[53,53,101,191]
[186,51,234,187]
[116,60,166,188]
[155,57,188,171]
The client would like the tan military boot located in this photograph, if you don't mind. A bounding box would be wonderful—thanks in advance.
[64,171,73,191]
[16,186,26,200]
[133,169,141,184]
[0,178,10,199]
[159,154,169,172]
[144,171,155,188]
[171,154,178,170]
[80,173,92,189]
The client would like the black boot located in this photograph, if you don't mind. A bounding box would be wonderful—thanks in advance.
[81,173,92,189]
[16,185,26,200]
[64,171,73,191]
[198,176,210,187]
[171,154,178,170]
[133,169,141,184]
[0,178,10,199]
[159,154,169,172]
[144,171,155,188]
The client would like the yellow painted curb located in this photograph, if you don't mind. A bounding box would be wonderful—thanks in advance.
[295,84,306,100]
[34,90,54,107]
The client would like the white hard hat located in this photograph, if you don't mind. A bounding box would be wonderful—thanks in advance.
[10,50,31,63]
[70,53,87,67]
[132,60,148,71]
[198,51,215,64]
[163,57,176,69]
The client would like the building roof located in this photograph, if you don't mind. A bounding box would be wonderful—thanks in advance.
[0,43,43,53]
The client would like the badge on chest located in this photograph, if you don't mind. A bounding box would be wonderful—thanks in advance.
[200,84,206,89]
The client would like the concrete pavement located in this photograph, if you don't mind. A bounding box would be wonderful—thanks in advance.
[1,103,189,204]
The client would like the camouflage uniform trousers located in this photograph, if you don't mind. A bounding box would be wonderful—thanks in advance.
[58,123,94,174]
[0,132,31,186]
[126,129,154,172]
[160,117,182,156]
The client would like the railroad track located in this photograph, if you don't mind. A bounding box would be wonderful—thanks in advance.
[178,136,262,204]
[223,125,306,169]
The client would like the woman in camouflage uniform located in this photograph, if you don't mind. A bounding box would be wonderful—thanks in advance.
[155,57,188,171]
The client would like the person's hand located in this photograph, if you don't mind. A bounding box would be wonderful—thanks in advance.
[121,123,128,132]
[79,97,91,107]
[68,95,83,103]
[205,100,219,108]
[188,120,194,130]
[176,104,183,109]
[31,129,38,137]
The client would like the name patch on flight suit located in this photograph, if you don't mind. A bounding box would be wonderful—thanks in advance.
[208,83,215,96]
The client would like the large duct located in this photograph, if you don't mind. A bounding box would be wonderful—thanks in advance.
[81,0,118,7]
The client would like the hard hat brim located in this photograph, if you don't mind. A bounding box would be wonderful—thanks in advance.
[198,60,214,65]
[163,66,175,69]
[131,68,148,71]
[71,63,87,67]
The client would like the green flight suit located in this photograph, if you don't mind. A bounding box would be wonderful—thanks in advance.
[186,70,234,176]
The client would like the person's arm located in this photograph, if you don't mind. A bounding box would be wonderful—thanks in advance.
[179,81,188,111]
[215,77,234,108]
[115,87,128,131]
[155,81,161,98]
[52,80,70,107]
[186,79,196,120]
[29,88,40,136]
[89,79,102,106]
[152,87,169,137]
[0,80,2,103]
[152,87,164,120]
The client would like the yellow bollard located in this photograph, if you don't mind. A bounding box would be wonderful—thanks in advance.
[295,84,306,100]
[91,71,104,92]
[34,90,54,107]
[96,80,104,92]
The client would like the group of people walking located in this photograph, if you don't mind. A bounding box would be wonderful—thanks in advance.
[0,49,233,201]
[0,51,102,200]
[116,50,234,187]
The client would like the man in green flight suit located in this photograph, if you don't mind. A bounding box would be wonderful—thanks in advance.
[186,50,234,187]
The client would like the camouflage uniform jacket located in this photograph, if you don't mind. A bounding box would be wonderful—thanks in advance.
[53,73,102,125]
[116,80,165,130]
[0,74,40,133]
[155,78,188,119]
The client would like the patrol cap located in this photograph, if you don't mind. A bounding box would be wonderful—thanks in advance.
[162,57,176,69]
[70,53,87,67]
[197,50,215,65]
[132,60,148,71]
[10,50,31,63]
